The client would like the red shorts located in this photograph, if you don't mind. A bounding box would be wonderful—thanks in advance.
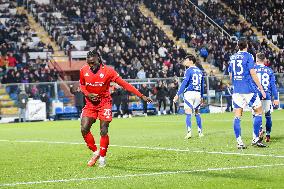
[81,98,112,121]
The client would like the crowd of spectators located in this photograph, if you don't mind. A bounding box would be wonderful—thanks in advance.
[27,0,199,79]
[0,0,56,85]
[200,0,284,74]
[223,0,284,49]
[144,0,284,74]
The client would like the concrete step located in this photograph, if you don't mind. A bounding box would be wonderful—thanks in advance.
[0,88,6,94]
[0,107,18,115]
[0,100,15,107]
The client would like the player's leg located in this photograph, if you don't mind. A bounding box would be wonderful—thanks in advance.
[184,92,194,139]
[251,95,266,147]
[194,108,203,137]
[232,94,245,149]
[98,120,110,167]
[263,100,272,142]
[81,117,97,152]
[81,116,100,167]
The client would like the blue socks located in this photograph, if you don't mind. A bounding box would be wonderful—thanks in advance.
[195,114,202,133]
[265,113,272,135]
[233,117,241,139]
[186,114,192,132]
[253,114,262,139]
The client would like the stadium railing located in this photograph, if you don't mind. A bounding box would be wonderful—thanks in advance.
[0,74,283,123]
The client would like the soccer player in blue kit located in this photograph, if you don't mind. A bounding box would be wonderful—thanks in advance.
[254,53,279,142]
[228,39,267,149]
[173,54,204,139]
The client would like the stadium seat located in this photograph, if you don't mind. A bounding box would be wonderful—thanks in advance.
[64,106,77,113]
[55,107,63,114]
[10,93,18,100]
[58,90,65,98]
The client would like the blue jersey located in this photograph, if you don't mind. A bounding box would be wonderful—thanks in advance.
[177,66,204,97]
[254,64,278,100]
[228,51,256,94]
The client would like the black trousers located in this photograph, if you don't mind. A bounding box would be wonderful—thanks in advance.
[169,98,177,113]
[142,100,147,114]
[158,98,166,111]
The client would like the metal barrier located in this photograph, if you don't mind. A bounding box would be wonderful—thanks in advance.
[0,74,283,122]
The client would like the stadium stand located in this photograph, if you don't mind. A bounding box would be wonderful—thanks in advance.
[144,0,284,74]
[222,0,284,49]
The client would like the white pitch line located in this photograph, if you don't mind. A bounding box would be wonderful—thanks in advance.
[1,139,284,158]
[0,164,283,187]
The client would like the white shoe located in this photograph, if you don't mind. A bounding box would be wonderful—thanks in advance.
[184,131,192,139]
[143,113,147,117]
[118,115,121,119]
[158,111,161,116]
[128,114,132,118]
[198,132,204,137]
[163,110,167,115]
[123,114,128,118]
[99,156,106,167]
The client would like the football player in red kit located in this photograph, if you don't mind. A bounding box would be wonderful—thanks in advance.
[80,50,152,167]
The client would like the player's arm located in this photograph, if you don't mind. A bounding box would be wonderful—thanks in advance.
[111,69,152,103]
[174,70,190,103]
[270,72,279,106]
[247,55,266,99]
[250,69,266,98]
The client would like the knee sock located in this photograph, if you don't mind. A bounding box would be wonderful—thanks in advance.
[83,132,97,152]
[99,135,109,157]
[265,114,272,136]
[233,117,242,144]
[186,114,192,132]
[253,114,262,140]
[195,114,202,133]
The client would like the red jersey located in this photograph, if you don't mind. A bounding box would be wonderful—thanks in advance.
[80,64,143,106]
[80,64,119,98]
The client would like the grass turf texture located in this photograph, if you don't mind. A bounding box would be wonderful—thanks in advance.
[0,110,284,189]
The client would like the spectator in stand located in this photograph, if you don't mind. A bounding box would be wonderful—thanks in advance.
[156,81,168,115]
[224,83,233,112]
[139,84,151,116]
[110,84,122,118]
[137,68,146,79]
[18,88,28,122]
[168,82,178,114]
[70,84,85,118]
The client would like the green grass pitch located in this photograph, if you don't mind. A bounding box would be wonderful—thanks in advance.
[0,110,284,189]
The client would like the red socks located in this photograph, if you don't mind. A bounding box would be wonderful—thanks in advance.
[83,132,97,152]
[99,135,109,157]
[83,132,109,157]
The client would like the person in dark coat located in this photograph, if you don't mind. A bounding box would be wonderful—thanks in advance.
[18,88,28,122]
[156,81,168,115]
[139,84,151,116]
[70,84,85,117]
[168,82,178,114]
[224,83,233,112]
[110,85,122,118]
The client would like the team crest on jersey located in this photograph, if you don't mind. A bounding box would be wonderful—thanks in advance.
[100,73,104,78]
[84,72,89,77]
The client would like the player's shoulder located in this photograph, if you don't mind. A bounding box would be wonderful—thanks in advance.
[80,64,89,72]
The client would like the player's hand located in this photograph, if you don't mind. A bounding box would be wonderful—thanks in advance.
[273,100,279,106]
[87,93,100,102]
[141,95,152,103]
[173,95,178,103]
[260,90,266,99]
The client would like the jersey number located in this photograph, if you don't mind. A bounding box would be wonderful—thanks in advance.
[257,73,269,90]
[232,60,243,76]
[192,73,202,90]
